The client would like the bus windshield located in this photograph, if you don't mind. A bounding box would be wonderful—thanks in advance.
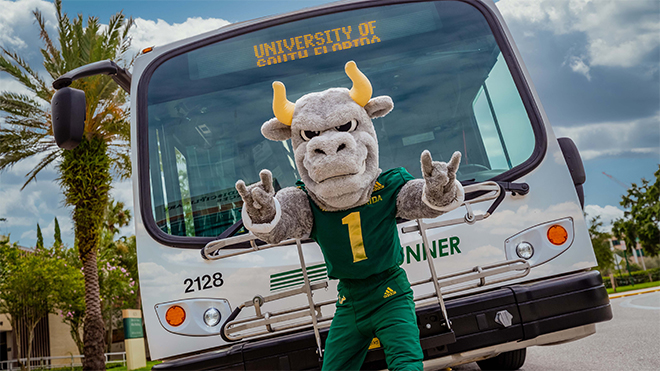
[145,0,536,239]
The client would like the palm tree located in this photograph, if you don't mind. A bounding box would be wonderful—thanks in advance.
[0,0,133,368]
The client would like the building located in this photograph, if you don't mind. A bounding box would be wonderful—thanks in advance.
[0,312,81,368]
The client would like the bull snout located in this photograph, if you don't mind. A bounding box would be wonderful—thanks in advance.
[306,132,355,159]
[296,130,378,186]
[302,131,367,184]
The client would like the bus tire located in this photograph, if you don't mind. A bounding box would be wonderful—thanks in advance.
[476,348,526,370]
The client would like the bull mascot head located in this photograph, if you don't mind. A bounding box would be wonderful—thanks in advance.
[261,61,393,211]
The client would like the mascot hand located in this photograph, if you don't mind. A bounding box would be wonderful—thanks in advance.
[421,150,463,208]
[236,170,277,224]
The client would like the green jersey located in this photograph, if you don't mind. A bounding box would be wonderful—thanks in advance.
[297,168,415,280]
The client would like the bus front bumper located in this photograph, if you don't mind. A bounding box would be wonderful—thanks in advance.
[153,270,612,370]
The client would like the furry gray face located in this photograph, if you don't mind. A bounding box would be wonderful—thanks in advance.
[293,89,379,210]
[262,88,393,211]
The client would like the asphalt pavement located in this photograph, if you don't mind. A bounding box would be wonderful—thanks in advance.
[431,291,660,371]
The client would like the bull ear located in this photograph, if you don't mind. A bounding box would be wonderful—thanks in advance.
[261,117,292,141]
[364,96,393,118]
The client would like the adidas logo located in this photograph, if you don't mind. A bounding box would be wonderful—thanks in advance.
[373,182,384,192]
[383,287,397,298]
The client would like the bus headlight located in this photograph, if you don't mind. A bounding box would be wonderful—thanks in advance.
[505,217,574,267]
[155,298,231,336]
[515,242,534,259]
[204,307,221,327]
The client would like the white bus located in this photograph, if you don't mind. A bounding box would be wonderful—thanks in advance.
[51,0,612,369]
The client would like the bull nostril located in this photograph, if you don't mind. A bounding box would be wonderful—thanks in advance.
[314,148,326,155]
[337,143,346,152]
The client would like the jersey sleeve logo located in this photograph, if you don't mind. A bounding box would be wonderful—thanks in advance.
[372,181,385,192]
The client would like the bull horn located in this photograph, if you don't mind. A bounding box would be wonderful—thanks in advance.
[345,61,372,107]
[272,81,295,126]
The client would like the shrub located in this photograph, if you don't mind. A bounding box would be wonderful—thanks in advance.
[602,267,660,288]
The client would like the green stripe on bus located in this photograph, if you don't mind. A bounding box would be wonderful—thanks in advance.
[270,263,326,279]
[270,267,327,283]
[269,276,328,291]
[270,273,328,290]
[269,272,328,288]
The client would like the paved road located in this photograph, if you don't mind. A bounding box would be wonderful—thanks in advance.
[433,292,660,371]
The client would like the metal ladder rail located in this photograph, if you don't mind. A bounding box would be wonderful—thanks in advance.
[412,181,502,331]
[296,239,324,359]
[215,240,327,353]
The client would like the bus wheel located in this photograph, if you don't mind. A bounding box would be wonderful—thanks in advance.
[476,348,526,370]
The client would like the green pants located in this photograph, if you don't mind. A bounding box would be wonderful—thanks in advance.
[322,267,423,371]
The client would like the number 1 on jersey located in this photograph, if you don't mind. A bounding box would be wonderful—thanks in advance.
[342,212,367,263]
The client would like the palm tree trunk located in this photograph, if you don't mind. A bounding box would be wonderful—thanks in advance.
[61,137,112,370]
[81,248,106,370]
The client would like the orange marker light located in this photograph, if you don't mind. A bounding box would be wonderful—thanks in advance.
[142,46,154,54]
[547,225,568,245]
[166,305,186,327]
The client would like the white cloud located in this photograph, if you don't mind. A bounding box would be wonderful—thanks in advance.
[0,76,35,97]
[20,229,35,241]
[566,56,591,80]
[553,112,660,160]
[1,179,74,248]
[0,1,231,81]
[498,0,660,71]
[128,17,231,56]
[0,0,56,52]
[584,204,624,232]
[2,216,34,228]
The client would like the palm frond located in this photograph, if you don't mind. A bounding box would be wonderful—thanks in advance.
[0,49,51,102]
[108,145,131,180]
[119,17,135,59]
[55,0,73,68]
[103,13,123,59]
[0,52,42,99]
[22,146,62,190]
[0,127,48,171]
[0,92,46,119]
[3,116,50,132]
[95,73,123,102]
[34,9,63,79]
[87,93,127,135]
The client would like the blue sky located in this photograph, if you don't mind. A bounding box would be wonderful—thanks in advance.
[0,0,658,247]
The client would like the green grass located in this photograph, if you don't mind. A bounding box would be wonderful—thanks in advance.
[105,360,162,371]
[607,280,660,295]
[46,360,161,371]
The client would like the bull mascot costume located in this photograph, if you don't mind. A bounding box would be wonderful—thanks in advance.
[236,61,464,371]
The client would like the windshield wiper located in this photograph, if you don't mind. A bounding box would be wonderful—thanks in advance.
[217,220,244,239]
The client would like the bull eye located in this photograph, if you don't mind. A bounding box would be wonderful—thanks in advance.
[336,119,358,132]
[301,130,320,141]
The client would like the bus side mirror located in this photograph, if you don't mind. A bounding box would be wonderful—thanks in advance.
[558,137,586,209]
[51,87,86,150]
